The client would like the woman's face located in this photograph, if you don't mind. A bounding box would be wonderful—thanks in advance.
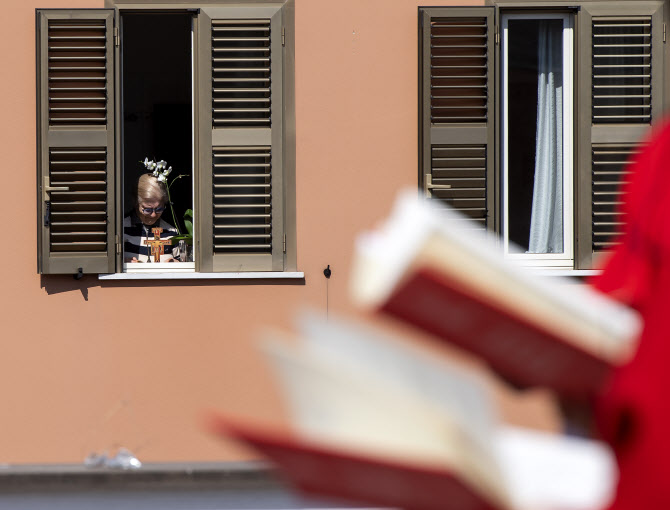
[137,197,165,226]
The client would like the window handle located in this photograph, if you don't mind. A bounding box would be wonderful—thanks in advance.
[424,174,451,198]
[42,176,69,202]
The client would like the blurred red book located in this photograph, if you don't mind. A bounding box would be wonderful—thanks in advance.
[210,311,617,510]
[350,192,641,398]
[210,414,502,510]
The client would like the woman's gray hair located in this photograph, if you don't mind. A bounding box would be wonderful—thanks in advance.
[136,173,168,205]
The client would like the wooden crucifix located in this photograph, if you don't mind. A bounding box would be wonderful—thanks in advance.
[143,227,172,262]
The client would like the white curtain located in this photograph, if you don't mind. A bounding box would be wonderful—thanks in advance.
[529,21,563,253]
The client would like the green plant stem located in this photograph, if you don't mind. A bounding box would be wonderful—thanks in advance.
[166,174,188,235]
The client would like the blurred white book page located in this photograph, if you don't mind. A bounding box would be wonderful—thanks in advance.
[297,310,497,451]
[495,426,617,510]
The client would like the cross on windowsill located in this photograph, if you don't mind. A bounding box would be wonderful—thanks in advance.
[143,227,172,262]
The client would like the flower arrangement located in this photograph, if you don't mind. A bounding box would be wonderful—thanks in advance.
[142,157,191,242]
[144,157,172,183]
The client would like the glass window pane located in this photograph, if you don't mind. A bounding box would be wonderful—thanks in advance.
[507,18,564,254]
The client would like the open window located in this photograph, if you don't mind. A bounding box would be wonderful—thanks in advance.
[419,2,665,271]
[502,13,573,267]
[36,2,295,276]
[121,11,195,271]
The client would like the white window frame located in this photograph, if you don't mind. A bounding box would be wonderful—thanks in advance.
[501,12,574,268]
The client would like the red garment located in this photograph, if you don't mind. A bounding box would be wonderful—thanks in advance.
[591,119,670,509]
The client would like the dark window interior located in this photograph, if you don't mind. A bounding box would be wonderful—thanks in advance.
[507,19,540,250]
[121,12,192,233]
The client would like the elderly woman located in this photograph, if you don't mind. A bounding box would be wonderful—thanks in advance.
[123,173,178,263]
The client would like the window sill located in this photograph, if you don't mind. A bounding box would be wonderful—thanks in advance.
[98,271,305,280]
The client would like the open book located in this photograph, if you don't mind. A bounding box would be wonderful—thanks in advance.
[349,192,641,398]
[210,312,617,510]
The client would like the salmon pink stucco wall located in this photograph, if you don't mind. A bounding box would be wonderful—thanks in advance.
[0,0,557,464]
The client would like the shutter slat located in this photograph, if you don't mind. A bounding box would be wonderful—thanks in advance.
[213,99,270,104]
[593,33,650,38]
[216,224,270,228]
[593,115,650,120]
[49,87,106,91]
[214,88,270,93]
[593,74,650,79]
[213,78,270,84]
[214,184,271,189]
[594,104,651,108]
[48,66,105,71]
[214,214,271,218]
[213,119,272,124]
[593,64,650,69]
[594,95,650,99]
[214,244,272,249]
[213,108,271,113]
[215,234,271,239]
[214,163,270,167]
[49,117,107,123]
[432,116,487,121]
[214,204,271,209]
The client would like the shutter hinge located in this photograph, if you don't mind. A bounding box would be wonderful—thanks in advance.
[283,234,286,253]
[495,25,499,46]
[115,234,121,254]
[282,27,285,46]
[664,23,666,43]
[114,26,120,47]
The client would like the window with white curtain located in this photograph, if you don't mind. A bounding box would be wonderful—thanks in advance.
[502,13,574,267]
[419,3,665,271]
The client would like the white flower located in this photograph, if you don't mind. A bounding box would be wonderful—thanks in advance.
[143,156,174,183]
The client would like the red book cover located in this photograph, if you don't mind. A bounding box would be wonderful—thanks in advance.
[381,266,611,398]
[351,192,640,399]
[208,414,504,510]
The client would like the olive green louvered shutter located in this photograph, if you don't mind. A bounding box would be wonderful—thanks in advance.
[36,10,116,275]
[198,5,284,272]
[419,7,495,231]
[576,2,664,268]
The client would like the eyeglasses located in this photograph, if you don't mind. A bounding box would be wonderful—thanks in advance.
[141,206,165,214]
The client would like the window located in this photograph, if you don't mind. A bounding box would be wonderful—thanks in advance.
[36,1,296,276]
[502,13,574,267]
[121,11,194,271]
[419,2,665,270]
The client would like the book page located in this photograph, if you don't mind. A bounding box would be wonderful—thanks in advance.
[260,332,510,507]
[297,310,497,452]
[495,426,617,510]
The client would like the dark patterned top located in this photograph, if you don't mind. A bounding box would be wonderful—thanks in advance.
[123,211,178,263]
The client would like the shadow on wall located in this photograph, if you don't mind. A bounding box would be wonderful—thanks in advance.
[40,274,97,300]
[39,274,307,301]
